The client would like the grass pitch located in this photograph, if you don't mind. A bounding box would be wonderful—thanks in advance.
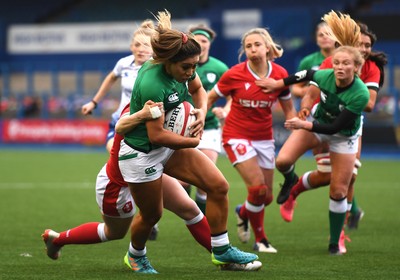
[0,148,399,279]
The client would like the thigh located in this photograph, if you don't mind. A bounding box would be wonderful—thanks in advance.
[128,177,163,219]
[102,215,132,238]
[278,129,320,164]
[164,148,226,193]
[330,152,356,191]
[234,157,266,187]
[162,174,198,220]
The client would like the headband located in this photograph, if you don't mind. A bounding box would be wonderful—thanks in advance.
[191,30,212,41]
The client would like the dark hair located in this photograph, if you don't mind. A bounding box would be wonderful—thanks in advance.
[358,22,377,46]
[358,21,387,86]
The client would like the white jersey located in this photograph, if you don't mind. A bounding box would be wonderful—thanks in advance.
[111,54,142,120]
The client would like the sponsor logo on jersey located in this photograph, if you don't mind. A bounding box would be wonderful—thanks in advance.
[239,99,273,108]
[207,73,216,83]
[168,92,179,103]
[245,82,251,90]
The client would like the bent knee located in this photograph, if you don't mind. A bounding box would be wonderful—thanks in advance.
[205,176,229,196]
[276,156,293,172]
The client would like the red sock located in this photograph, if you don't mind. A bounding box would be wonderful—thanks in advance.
[291,176,307,199]
[245,205,266,243]
[239,203,248,220]
[186,216,211,252]
[53,222,102,246]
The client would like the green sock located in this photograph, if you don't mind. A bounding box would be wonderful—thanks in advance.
[184,185,191,196]
[195,199,206,215]
[350,196,359,214]
[283,165,296,182]
[212,244,230,255]
[329,210,346,245]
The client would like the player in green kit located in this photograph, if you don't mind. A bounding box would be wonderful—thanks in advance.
[118,10,261,273]
[291,21,335,99]
[271,45,369,255]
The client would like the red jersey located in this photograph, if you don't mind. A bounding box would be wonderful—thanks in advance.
[320,56,380,90]
[215,60,290,141]
[105,104,130,186]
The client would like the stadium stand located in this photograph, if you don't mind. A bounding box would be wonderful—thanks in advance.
[0,0,399,131]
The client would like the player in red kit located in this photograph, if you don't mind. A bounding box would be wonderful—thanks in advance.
[208,27,296,253]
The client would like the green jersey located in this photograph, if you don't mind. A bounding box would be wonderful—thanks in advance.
[310,69,369,137]
[187,56,228,130]
[124,61,194,152]
[298,51,326,71]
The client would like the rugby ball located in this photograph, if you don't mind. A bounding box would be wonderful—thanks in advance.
[164,101,196,137]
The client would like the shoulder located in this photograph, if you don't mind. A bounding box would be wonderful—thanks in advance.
[362,59,380,73]
[270,61,288,77]
[313,69,334,82]
[300,52,319,62]
[319,56,333,70]
[224,62,246,76]
[208,56,229,70]
[117,55,135,66]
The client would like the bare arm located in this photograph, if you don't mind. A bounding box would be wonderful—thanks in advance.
[146,116,200,149]
[188,74,207,137]
[299,84,320,120]
[290,82,309,98]
[364,88,377,112]
[81,71,118,115]
[115,101,163,135]
[279,98,297,120]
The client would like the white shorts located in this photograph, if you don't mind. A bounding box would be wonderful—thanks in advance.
[96,164,136,218]
[118,141,174,183]
[314,132,360,154]
[223,138,275,169]
[310,105,360,154]
[197,128,222,153]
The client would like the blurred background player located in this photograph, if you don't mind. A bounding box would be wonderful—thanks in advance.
[178,24,229,214]
[81,20,154,153]
[291,21,336,102]
[81,20,160,240]
[208,27,296,253]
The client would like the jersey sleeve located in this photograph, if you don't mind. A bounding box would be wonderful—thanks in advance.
[214,70,233,97]
[297,56,309,71]
[319,57,332,70]
[362,60,380,91]
[346,83,370,115]
[112,57,125,77]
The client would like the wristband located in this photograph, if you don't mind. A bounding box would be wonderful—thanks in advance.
[150,106,162,119]
[91,100,98,109]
